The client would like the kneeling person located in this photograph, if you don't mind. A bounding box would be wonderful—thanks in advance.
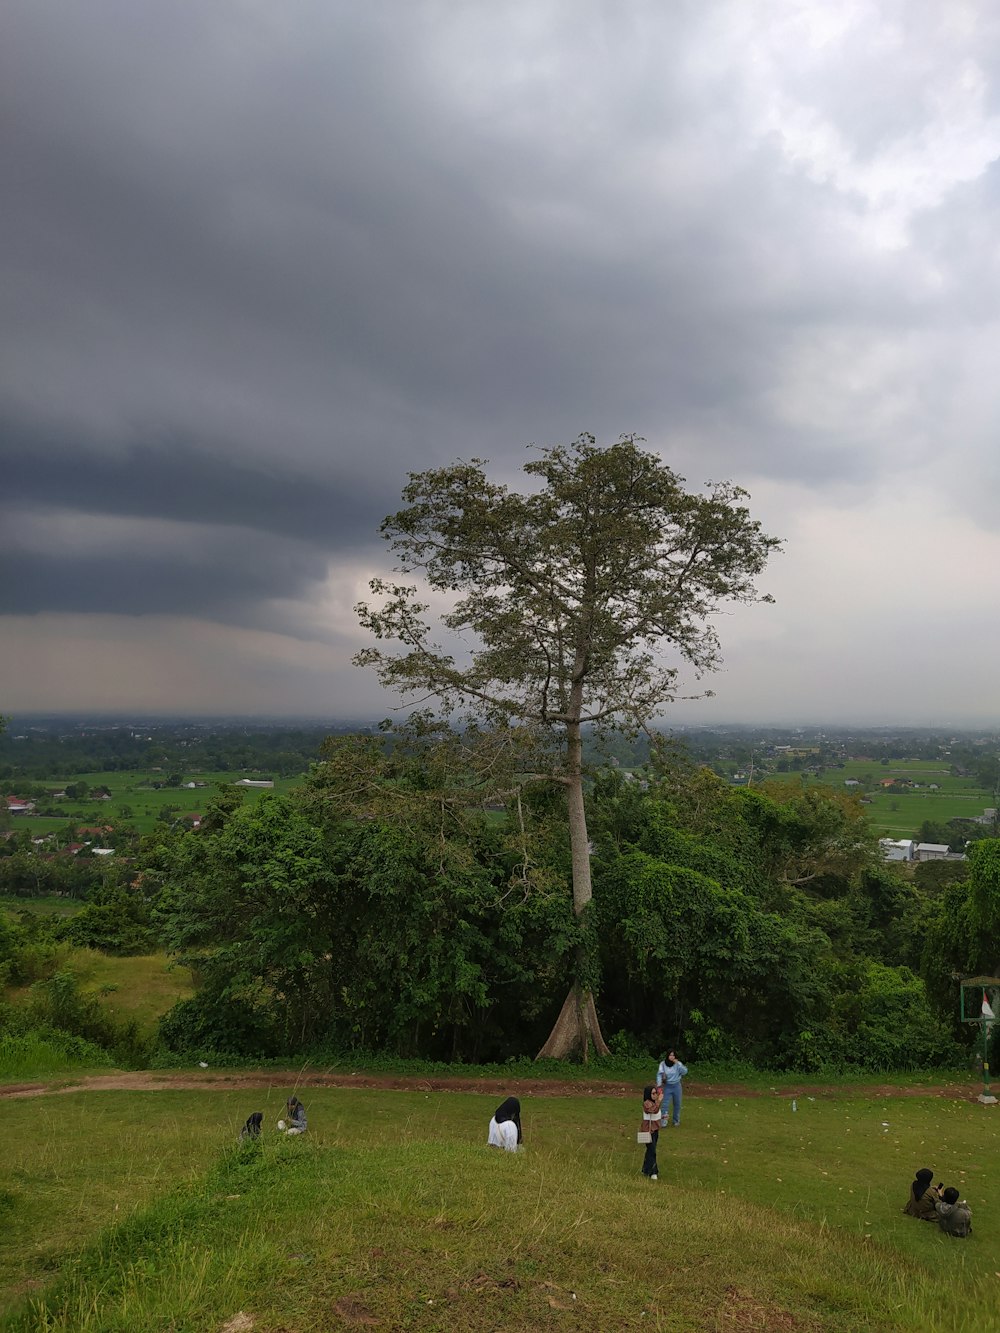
[487,1095,522,1152]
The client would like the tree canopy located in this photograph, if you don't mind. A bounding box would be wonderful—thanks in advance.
[357,435,781,1057]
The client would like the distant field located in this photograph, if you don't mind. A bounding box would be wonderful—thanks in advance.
[0,895,82,920]
[6,770,303,836]
[863,793,994,837]
[763,763,994,838]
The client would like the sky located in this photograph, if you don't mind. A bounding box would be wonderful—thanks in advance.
[4,0,1000,726]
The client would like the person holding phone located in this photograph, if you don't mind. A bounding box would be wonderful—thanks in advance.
[640,1085,663,1180]
[656,1050,688,1128]
[902,1168,940,1220]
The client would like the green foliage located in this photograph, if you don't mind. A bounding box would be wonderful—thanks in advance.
[921,839,1000,1026]
[913,858,967,893]
[154,775,576,1061]
[6,971,151,1067]
[830,961,959,1072]
[56,884,156,955]
[967,837,1000,937]
[135,728,964,1073]
[358,436,780,732]
[0,1026,114,1080]
[0,851,100,900]
[155,794,341,1052]
[0,908,71,986]
[158,990,279,1059]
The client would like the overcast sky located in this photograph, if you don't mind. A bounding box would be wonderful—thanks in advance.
[4,0,1000,725]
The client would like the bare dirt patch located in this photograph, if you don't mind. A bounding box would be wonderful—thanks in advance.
[219,1315,256,1333]
[330,1295,379,1326]
[714,1285,821,1331]
[0,1070,976,1101]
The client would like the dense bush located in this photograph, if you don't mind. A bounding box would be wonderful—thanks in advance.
[56,885,156,955]
[0,1025,114,1080]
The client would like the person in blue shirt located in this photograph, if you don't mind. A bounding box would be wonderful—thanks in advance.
[656,1050,687,1128]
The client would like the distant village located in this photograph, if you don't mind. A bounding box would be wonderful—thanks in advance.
[2,778,275,858]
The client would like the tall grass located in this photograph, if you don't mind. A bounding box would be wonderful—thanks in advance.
[0,1030,112,1082]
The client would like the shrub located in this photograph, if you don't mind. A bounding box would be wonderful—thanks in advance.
[158,991,279,1060]
[21,971,152,1068]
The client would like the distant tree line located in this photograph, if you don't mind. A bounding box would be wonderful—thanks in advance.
[0,726,350,781]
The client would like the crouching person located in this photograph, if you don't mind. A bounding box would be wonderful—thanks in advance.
[902,1168,940,1220]
[278,1096,307,1136]
[239,1111,264,1142]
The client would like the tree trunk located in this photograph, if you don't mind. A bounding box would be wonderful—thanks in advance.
[565,724,593,915]
[536,984,610,1060]
[536,716,610,1060]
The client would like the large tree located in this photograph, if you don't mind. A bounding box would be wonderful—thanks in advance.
[356,434,780,1057]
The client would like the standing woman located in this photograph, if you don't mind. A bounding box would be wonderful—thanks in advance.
[656,1050,688,1128]
[639,1085,663,1180]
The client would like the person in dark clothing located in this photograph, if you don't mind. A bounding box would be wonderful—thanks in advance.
[902,1168,940,1220]
[936,1187,973,1237]
[488,1095,522,1151]
[494,1096,522,1142]
[239,1111,263,1142]
[640,1085,663,1180]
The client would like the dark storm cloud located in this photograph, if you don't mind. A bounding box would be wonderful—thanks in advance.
[2,418,389,550]
[4,1,1000,717]
[0,0,898,502]
[0,537,328,626]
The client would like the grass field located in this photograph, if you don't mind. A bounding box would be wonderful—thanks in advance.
[0,897,82,921]
[49,950,196,1035]
[2,950,195,1042]
[1,1084,997,1331]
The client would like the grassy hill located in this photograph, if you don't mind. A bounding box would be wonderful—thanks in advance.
[0,948,196,1081]
[2,1085,996,1331]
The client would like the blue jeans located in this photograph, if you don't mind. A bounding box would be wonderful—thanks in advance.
[660,1084,681,1126]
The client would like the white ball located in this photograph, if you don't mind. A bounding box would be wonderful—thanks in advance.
[277,1119,286,1131]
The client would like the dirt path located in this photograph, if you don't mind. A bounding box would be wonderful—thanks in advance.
[0,1070,978,1101]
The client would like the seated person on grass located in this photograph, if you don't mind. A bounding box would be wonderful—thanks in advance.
[902,1168,940,1220]
[278,1097,307,1136]
[935,1187,973,1237]
[487,1096,522,1152]
[239,1111,264,1142]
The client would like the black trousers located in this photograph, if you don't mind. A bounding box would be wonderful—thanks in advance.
[641,1129,659,1176]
